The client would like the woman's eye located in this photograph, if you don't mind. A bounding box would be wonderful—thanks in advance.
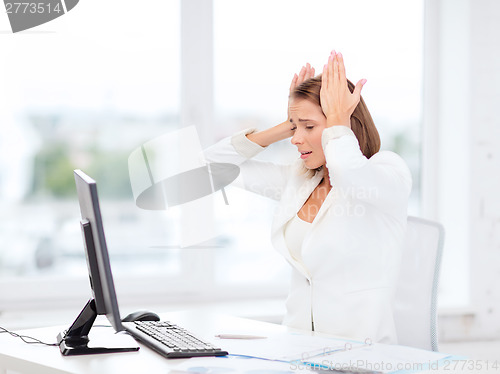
[306,126,314,130]
[290,126,297,131]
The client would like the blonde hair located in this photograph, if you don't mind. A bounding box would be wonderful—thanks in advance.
[290,75,381,178]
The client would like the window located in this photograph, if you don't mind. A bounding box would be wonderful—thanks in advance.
[212,0,424,292]
[213,0,423,212]
[0,0,183,308]
[0,0,424,314]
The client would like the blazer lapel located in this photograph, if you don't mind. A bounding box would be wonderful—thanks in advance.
[270,170,323,276]
[272,171,322,234]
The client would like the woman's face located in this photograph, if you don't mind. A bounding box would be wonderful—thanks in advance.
[289,98,327,169]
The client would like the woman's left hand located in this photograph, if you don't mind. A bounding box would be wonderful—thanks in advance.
[320,51,366,128]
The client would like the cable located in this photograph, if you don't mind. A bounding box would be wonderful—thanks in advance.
[0,325,60,347]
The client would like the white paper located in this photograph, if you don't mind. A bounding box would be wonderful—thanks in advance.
[216,331,363,362]
[214,331,452,373]
[170,355,297,373]
[304,343,451,373]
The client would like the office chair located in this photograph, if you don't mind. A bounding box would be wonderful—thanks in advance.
[393,216,445,352]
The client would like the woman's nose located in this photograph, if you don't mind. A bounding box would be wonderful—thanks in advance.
[291,131,303,145]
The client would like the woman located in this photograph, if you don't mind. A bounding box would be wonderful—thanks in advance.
[204,51,412,344]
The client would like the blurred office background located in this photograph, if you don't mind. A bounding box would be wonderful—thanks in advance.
[0,0,499,359]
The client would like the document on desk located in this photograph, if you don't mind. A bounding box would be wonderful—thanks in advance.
[216,331,363,362]
[216,331,452,373]
[303,343,451,373]
[171,355,300,373]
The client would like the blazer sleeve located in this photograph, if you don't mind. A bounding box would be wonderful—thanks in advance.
[322,126,412,214]
[203,128,291,201]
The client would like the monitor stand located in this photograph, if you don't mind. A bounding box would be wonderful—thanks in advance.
[57,298,139,355]
[57,217,139,356]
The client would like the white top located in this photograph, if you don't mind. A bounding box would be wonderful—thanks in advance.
[284,214,311,263]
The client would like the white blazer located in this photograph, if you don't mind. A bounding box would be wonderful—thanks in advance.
[203,126,412,344]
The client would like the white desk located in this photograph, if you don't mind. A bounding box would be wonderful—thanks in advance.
[0,310,492,374]
[0,310,293,374]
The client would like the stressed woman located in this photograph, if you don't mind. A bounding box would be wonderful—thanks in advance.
[204,51,412,344]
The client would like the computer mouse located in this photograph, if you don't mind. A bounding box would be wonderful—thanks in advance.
[122,310,161,322]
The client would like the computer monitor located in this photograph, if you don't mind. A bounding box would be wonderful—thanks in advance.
[57,169,138,355]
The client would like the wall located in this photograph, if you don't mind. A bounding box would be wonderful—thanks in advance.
[424,0,500,341]
[468,0,500,341]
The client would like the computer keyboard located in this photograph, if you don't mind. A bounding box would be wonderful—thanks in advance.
[131,321,228,358]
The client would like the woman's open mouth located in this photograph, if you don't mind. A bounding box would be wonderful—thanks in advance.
[300,151,312,159]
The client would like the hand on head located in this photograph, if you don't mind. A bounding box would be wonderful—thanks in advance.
[249,53,366,149]
[290,63,315,94]
[284,63,316,137]
[320,50,367,128]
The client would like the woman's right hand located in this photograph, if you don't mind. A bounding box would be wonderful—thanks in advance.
[247,64,316,147]
[290,63,315,94]
[284,63,315,133]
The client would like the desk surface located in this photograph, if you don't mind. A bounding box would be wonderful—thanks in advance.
[0,310,495,374]
[0,310,293,374]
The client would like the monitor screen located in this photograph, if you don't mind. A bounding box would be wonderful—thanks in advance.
[74,169,124,332]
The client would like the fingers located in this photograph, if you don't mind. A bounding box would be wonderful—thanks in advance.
[306,63,315,79]
[333,53,339,87]
[305,65,315,80]
[320,50,365,126]
[337,52,347,87]
[289,73,298,92]
[300,63,315,81]
[297,65,306,85]
[292,63,316,92]
[353,78,367,99]
[322,63,328,89]
[329,52,335,88]
[326,51,365,92]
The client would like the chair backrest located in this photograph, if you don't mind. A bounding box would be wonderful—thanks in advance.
[393,216,445,351]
